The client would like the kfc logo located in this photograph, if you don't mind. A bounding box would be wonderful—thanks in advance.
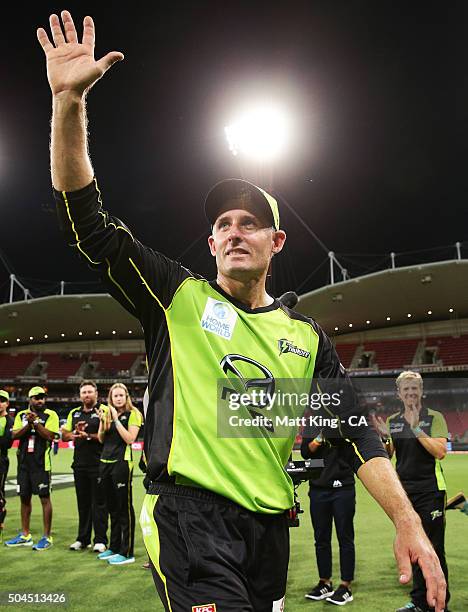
[192,605,216,612]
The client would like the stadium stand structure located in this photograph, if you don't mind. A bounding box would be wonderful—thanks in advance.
[1,258,467,448]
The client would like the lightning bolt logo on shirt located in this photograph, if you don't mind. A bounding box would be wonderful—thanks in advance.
[278,338,310,359]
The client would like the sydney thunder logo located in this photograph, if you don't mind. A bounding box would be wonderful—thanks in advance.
[278,338,310,358]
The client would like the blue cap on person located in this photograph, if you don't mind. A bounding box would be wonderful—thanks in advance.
[28,386,47,398]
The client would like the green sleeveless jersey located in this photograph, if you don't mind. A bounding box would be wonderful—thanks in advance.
[55,180,386,513]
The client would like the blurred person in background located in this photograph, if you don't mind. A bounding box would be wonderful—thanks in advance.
[301,426,356,606]
[97,383,142,565]
[62,380,108,552]
[0,390,13,541]
[5,386,59,551]
[376,372,450,612]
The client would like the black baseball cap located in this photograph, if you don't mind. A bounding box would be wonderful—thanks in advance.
[204,178,280,230]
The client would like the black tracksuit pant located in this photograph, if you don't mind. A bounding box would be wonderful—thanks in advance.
[309,486,356,582]
[74,467,108,546]
[100,460,135,558]
[408,490,450,610]
[0,468,8,524]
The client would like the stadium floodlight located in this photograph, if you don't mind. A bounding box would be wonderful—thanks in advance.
[224,105,289,161]
[449,308,454,313]
[427,310,432,315]
[366,320,371,325]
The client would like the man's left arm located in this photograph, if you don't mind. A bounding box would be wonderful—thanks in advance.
[357,456,446,611]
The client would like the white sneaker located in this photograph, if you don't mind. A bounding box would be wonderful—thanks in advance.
[69,541,83,550]
[93,543,107,553]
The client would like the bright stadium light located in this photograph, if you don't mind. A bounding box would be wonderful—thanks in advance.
[225,105,289,161]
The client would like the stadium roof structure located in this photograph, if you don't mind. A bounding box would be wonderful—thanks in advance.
[0,294,141,347]
[296,259,468,335]
[0,259,467,347]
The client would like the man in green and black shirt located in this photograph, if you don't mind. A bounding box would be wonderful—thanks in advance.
[5,386,59,550]
[386,372,450,612]
[61,380,108,551]
[0,390,13,538]
[38,11,446,611]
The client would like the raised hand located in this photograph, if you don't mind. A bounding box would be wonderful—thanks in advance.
[371,414,389,438]
[37,10,123,97]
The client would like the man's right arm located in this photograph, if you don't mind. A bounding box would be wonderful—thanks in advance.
[40,11,192,317]
[38,10,123,194]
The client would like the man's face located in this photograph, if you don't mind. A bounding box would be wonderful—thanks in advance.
[397,379,423,408]
[208,207,286,281]
[80,384,98,408]
[30,394,46,410]
[0,398,9,415]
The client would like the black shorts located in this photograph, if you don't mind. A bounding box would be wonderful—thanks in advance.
[17,468,51,498]
[140,483,289,612]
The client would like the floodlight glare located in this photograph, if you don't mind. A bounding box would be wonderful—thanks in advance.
[225,106,288,161]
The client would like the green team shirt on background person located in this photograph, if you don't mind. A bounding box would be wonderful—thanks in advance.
[14,409,60,471]
[0,415,13,472]
[100,406,143,463]
[54,182,386,514]
[387,407,448,495]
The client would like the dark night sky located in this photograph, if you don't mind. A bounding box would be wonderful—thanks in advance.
[0,1,466,300]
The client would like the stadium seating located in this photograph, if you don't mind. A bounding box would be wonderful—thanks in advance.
[361,339,419,370]
[42,353,84,378]
[0,352,36,378]
[335,343,359,368]
[429,335,468,366]
[90,352,140,377]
